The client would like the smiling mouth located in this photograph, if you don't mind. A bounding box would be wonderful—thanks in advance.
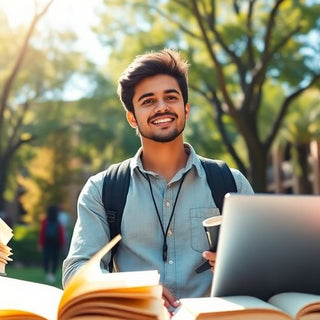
[151,117,174,125]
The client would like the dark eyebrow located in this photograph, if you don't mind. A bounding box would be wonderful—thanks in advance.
[165,89,180,95]
[137,89,180,102]
[138,92,153,102]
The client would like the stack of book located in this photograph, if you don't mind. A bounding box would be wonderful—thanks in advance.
[0,217,13,275]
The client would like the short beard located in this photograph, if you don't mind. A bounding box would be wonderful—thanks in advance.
[134,109,187,142]
[139,126,184,142]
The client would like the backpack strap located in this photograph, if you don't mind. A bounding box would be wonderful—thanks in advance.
[199,157,237,213]
[102,158,131,272]
[102,156,237,272]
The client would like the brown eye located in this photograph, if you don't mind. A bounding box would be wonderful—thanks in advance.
[142,98,154,105]
[166,95,178,101]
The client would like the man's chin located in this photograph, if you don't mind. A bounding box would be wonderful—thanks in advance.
[149,133,180,143]
[140,128,184,143]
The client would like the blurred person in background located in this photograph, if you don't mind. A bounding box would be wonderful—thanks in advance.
[58,204,72,257]
[38,205,65,283]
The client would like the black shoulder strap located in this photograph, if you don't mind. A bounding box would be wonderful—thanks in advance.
[102,158,131,272]
[199,157,237,213]
[102,156,236,272]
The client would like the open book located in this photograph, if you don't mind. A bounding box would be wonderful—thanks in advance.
[0,217,13,275]
[172,293,320,320]
[0,234,170,320]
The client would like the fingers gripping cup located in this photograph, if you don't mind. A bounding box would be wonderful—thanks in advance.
[195,215,222,273]
[203,215,222,252]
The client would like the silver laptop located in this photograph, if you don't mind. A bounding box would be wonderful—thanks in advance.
[211,193,320,301]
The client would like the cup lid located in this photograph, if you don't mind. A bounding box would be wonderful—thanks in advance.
[202,215,222,227]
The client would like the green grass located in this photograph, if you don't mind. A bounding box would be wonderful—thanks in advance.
[5,264,63,289]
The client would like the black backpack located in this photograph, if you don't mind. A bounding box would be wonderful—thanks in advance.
[45,219,59,244]
[102,157,237,272]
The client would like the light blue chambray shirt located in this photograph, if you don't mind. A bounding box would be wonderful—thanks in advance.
[62,144,254,299]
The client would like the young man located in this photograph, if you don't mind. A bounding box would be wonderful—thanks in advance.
[62,49,254,310]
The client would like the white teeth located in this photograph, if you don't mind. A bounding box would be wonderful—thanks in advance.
[153,118,172,124]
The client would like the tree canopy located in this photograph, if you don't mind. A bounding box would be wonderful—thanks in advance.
[0,0,87,217]
[97,0,320,191]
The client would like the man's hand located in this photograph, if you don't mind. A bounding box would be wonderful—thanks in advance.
[162,286,180,310]
[202,250,217,272]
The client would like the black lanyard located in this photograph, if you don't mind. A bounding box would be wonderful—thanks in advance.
[139,168,187,261]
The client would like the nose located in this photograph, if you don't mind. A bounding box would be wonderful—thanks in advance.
[155,99,168,112]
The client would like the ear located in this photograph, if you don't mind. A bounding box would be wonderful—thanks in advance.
[126,111,137,128]
[185,103,190,120]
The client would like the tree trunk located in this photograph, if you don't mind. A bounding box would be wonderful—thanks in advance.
[0,155,10,212]
[249,148,269,193]
[295,143,312,194]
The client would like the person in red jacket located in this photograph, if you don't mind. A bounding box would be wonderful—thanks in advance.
[38,205,65,283]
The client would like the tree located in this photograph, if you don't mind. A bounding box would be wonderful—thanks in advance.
[18,128,73,224]
[72,73,141,172]
[0,0,55,211]
[0,0,86,213]
[97,0,320,192]
[276,89,320,193]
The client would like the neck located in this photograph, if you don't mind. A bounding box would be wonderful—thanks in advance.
[140,138,188,182]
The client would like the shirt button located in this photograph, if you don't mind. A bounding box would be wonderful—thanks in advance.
[168,260,174,265]
[167,229,173,236]
[165,201,170,207]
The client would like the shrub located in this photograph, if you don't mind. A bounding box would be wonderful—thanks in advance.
[9,224,42,266]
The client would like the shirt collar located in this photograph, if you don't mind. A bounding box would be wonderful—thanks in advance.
[130,143,205,178]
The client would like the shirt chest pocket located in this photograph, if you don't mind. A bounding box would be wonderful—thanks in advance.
[190,207,220,253]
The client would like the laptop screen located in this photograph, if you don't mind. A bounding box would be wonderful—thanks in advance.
[211,193,320,301]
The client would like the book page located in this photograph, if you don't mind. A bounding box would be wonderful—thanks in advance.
[0,243,13,275]
[0,217,13,244]
[58,234,167,319]
[59,235,160,305]
[268,292,320,319]
[61,296,165,320]
[0,276,63,320]
[173,296,291,320]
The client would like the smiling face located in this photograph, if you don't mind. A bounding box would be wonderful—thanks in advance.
[126,74,190,143]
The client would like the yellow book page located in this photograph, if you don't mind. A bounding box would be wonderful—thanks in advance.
[0,250,13,260]
[0,243,12,255]
[65,308,158,320]
[61,297,164,319]
[59,317,128,320]
[61,284,162,308]
[0,309,47,320]
[0,276,63,320]
[58,235,165,319]
[62,269,161,299]
[59,234,122,309]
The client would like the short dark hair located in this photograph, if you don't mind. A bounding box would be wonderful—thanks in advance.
[117,48,189,113]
